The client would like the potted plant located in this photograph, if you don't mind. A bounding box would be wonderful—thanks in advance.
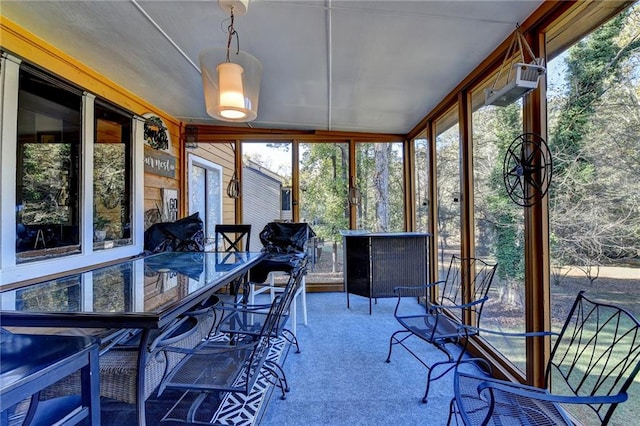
[94,214,110,242]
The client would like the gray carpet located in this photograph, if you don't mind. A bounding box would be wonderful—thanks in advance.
[257,292,482,426]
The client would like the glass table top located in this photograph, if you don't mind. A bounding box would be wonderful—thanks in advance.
[0,251,263,327]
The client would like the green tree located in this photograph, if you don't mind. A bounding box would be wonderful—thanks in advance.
[549,8,640,273]
[486,103,525,304]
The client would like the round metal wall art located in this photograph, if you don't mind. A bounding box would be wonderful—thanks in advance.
[502,133,553,207]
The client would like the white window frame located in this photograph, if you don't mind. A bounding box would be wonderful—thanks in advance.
[0,55,144,285]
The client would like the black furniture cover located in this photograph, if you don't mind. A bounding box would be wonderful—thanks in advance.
[144,212,205,254]
[259,222,316,254]
[251,222,315,283]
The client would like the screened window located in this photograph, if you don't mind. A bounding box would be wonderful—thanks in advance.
[355,142,405,232]
[435,108,461,277]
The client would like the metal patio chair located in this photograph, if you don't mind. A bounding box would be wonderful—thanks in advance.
[217,256,308,354]
[386,255,498,403]
[157,295,287,423]
[214,224,251,253]
[449,291,640,426]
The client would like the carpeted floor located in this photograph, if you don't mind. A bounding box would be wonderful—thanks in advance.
[257,292,482,426]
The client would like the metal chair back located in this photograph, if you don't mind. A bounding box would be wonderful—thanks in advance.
[437,255,497,326]
[548,291,640,424]
[214,224,251,252]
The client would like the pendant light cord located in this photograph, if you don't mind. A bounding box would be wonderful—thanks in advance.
[225,6,240,63]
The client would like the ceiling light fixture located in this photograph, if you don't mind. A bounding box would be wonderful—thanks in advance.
[200,0,262,122]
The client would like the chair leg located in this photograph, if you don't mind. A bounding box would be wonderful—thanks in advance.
[265,360,290,392]
[262,362,287,400]
[447,398,458,425]
[386,329,411,362]
[291,297,297,336]
[300,275,308,325]
[281,328,301,353]
[269,272,276,301]
[423,360,456,403]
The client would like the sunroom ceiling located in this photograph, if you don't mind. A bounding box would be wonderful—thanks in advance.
[1,0,543,134]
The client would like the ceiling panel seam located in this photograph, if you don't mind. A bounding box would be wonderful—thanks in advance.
[130,0,200,74]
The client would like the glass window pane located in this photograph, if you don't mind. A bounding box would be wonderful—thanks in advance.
[355,142,405,232]
[206,166,222,240]
[190,165,207,232]
[547,4,640,422]
[15,70,82,262]
[435,110,460,276]
[189,158,222,244]
[94,103,132,250]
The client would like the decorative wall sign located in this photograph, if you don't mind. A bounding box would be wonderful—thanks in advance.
[142,113,171,153]
[162,188,179,222]
[144,146,176,178]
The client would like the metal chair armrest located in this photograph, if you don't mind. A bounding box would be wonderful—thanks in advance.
[456,323,560,339]
[429,296,489,312]
[478,379,628,405]
[149,316,197,352]
[393,280,445,294]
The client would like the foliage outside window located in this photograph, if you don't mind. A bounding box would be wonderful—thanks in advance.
[299,142,349,279]
[414,134,430,234]
[435,111,461,277]
[355,142,405,232]
[93,103,132,250]
[546,6,640,421]
[471,95,526,371]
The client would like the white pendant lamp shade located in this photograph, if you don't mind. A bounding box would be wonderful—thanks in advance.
[200,48,262,122]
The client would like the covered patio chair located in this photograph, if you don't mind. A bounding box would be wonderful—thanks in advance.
[249,222,315,336]
[386,255,498,403]
[449,291,640,426]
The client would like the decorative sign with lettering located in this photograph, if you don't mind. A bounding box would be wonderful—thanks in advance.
[144,146,176,178]
[162,188,179,222]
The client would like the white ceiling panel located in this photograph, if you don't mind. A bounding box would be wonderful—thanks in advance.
[1,0,543,134]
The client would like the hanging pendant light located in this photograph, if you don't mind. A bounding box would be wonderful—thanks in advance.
[200,0,262,122]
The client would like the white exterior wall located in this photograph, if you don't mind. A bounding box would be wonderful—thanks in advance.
[242,166,282,251]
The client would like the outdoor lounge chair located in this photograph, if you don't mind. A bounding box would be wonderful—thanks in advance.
[449,291,640,426]
[386,255,498,403]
